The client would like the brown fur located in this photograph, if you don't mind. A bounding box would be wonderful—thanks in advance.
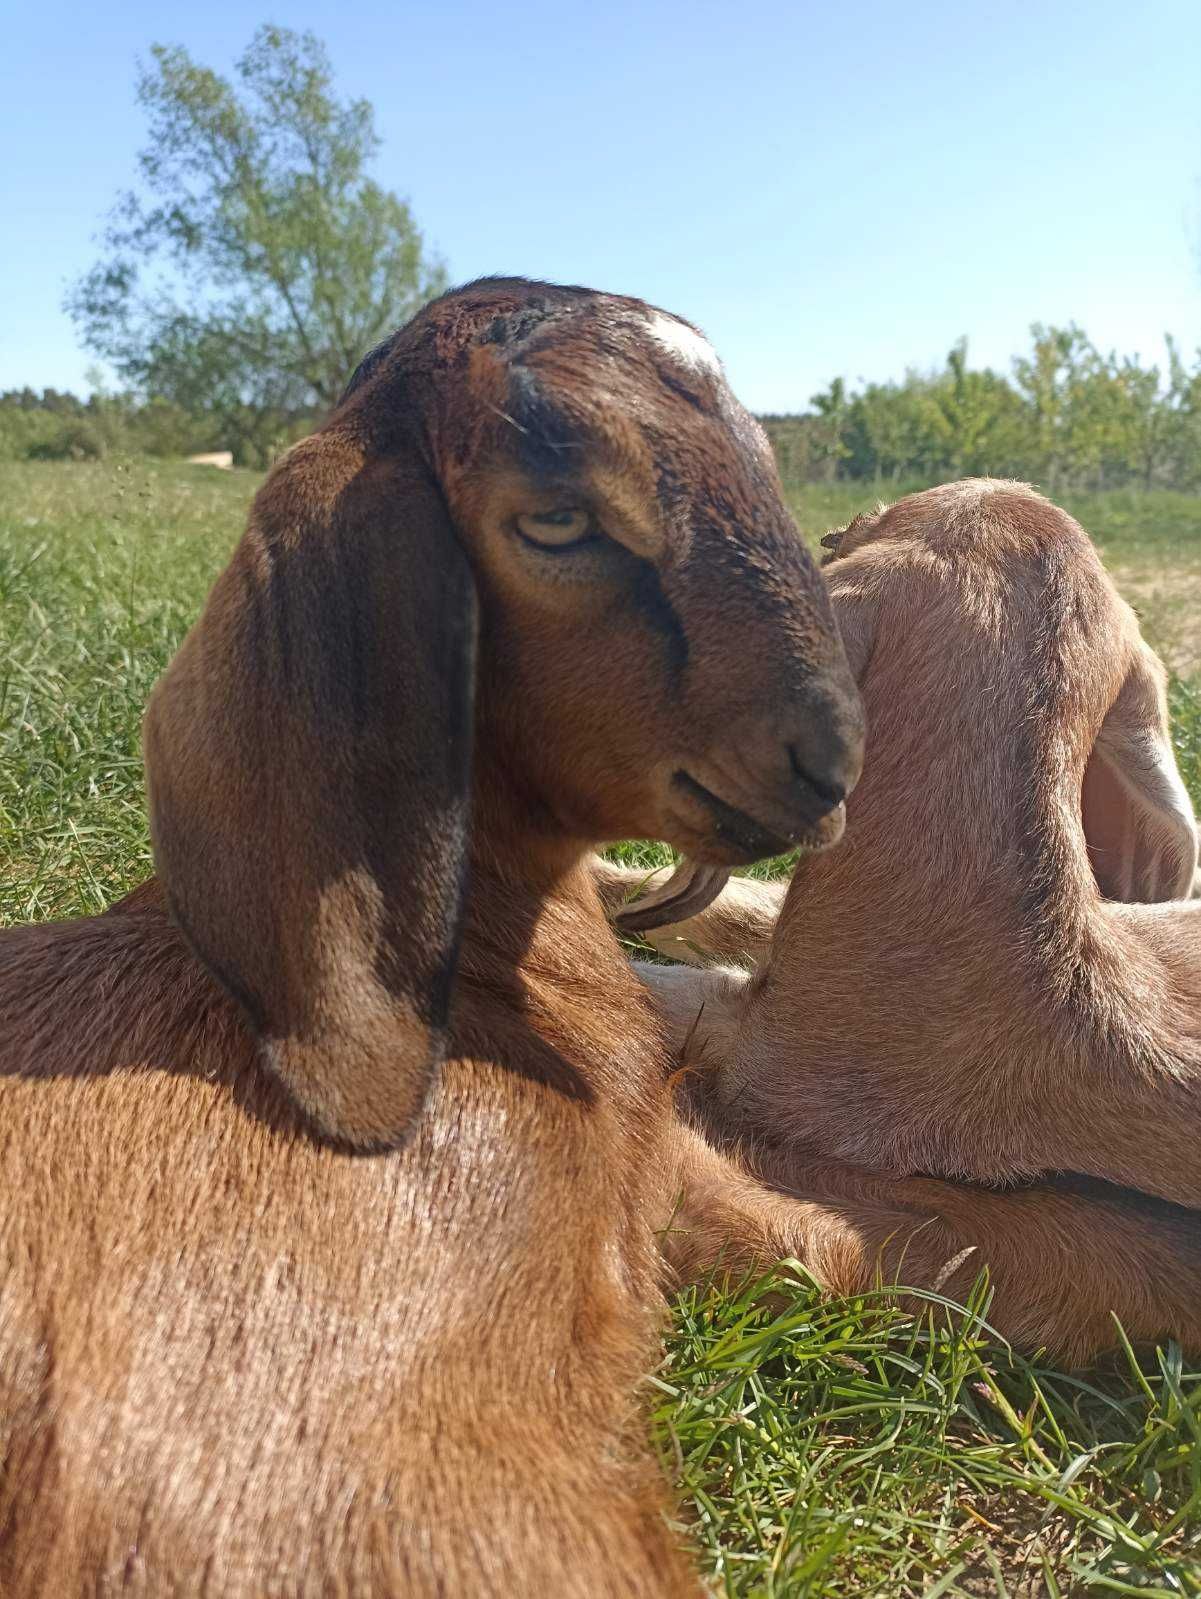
[8,322,1194,1591]
[663,1117,1201,1364]
[613,480,1201,1352]
[0,276,874,1597]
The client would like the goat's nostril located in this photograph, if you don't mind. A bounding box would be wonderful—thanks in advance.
[787,744,846,808]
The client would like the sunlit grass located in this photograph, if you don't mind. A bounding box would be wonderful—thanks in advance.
[659,1268,1201,1596]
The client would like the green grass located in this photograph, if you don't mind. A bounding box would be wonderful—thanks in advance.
[3,459,1200,1595]
[1,458,247,919]
[661,1272,1201,1596]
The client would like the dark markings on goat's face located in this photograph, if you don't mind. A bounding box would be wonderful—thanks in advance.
[342,278,864,866]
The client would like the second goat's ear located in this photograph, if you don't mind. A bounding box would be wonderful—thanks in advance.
[1081,641,1198,903]
[828,579,881,683]
[144,430,477,1149]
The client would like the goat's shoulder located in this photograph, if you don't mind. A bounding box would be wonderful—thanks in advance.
[0,886,671,1593]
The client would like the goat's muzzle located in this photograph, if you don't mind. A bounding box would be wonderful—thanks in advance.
[670,675,864,864]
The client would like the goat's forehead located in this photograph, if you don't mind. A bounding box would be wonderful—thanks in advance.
[411,284,775,501]
[527,303,725,387]
[639,311,722,375]
[515,309,765,457]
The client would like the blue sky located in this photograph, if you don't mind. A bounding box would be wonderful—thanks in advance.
[3,0,1199,412]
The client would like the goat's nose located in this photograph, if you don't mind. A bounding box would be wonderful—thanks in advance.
[787,742,848,807]
[781,689,865,820]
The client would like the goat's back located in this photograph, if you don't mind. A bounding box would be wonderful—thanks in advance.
[0,904,691,1597]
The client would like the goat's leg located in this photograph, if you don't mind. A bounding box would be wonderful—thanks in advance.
[664,1124,1201,1363]
[883,899,1201,1210]
[593,857,786,968]
[713,1038,1201,1215]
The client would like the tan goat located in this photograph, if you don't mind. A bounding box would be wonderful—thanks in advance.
[4,311,1200,1597]
[611,479,1201,1222]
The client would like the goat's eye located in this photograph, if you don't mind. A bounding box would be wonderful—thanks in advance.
[514,509,596,550]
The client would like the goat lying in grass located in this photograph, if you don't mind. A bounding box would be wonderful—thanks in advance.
[605,479,1201,1353]
[0,272,967,1597]
[3,307,1196,1594]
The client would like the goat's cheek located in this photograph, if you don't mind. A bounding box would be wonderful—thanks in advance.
[553,649,677,824]
[488,587,683,819]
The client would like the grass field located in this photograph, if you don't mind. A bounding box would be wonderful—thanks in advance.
[3,458,1200,1595]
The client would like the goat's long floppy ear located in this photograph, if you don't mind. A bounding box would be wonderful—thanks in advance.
[144,427,477,1149]
[1081,641,1198,904]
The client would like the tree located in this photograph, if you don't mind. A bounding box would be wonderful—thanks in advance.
[807,378,851,481]
[934,341,1028,479]
[68,26,447,463]
[1010,324,1093,490]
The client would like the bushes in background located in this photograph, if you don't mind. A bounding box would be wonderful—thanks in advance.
[764,326,1201,492]
[9,322,1201,487]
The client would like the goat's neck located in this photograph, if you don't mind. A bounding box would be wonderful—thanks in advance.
[835,704,1059,893]
[460,843,614,977]
[777,673,1094,986]
[457,757,649,1029]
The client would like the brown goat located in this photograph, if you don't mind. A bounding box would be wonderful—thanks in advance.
[610,480,1201,1313]
[5,320,1198,1592]
[0,274,868,1597]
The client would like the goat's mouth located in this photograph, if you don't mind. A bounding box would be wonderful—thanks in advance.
[669,769,838,864]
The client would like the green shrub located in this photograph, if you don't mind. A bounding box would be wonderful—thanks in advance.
[24,417,106,461]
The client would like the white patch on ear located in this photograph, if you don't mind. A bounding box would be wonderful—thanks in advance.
[1089,725,1199,902]
[1127,731,1199,891]
[645,313,721,375]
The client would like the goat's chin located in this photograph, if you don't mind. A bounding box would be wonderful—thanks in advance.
[663,805,846,868]
[791,803,847,853]
[662,824,790,869]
